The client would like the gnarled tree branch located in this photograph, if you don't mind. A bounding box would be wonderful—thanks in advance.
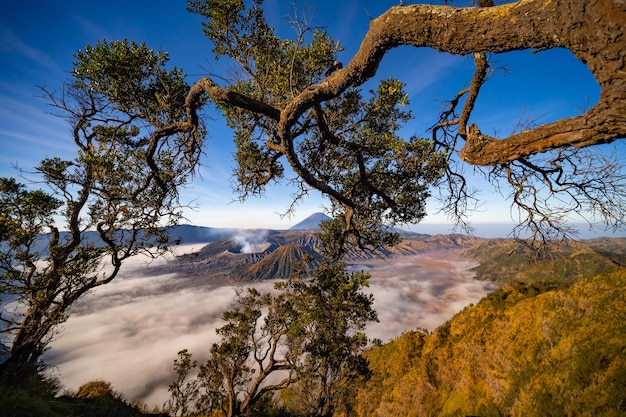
[190,0,624,166]
[241,0,624,165]
[184,0,625,249]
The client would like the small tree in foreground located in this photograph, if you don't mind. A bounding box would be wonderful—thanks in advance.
[0,39,204,372]
[167,263,377,417]
[279,263,377,417]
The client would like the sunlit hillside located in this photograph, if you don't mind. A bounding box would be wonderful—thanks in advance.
[464,238,626,284]
[353,268,626,416]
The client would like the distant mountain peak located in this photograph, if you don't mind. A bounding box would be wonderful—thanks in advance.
[289,212,332,231]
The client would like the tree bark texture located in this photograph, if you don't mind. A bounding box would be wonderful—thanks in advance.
[323,0,626,166]
[193,0,625,167]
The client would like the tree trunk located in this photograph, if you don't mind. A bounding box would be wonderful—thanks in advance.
[6,309,53,369]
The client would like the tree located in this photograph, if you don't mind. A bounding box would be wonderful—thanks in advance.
[0,40,204,370]
[166,349,199,417]
[168,263,377,417]
[279,263,377,417]
[0,179,63,365]
[178,0,626,246]
[166,287,301,416]
[196,287,298,417]
[186,0,448,256]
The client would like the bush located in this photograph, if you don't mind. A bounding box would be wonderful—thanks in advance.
[73,380,119,399]
[0,362,62,417]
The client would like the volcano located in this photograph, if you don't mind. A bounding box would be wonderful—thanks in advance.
[146,224,485,282]
[289,212,332,230]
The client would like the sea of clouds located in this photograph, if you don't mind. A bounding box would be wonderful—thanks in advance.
[44,245,494,408]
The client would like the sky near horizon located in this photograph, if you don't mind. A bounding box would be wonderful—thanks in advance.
[1,0,620,236]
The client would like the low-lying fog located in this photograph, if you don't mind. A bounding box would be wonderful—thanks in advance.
[44,245,494,408]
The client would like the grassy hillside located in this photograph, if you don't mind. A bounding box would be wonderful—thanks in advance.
[354,268,626,416]
[464,239,623,285]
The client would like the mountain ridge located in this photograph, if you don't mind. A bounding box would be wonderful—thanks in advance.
[146,229,491,281]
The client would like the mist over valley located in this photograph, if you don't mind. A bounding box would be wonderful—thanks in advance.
[44,217,495,407]
[42,215,626,407]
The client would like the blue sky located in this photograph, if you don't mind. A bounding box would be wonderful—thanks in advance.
[1,1,616,236]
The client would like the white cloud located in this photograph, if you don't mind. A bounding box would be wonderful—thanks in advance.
[45,247,493,408]
[360,252,494,339]
[0,29,63,75]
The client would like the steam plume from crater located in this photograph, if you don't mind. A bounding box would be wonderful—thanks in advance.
[232,229,270,254]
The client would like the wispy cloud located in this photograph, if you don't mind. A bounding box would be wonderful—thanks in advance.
[0,89,77,174]
[71,15,110,44]
[396,50,467,97]
[364,252,494,337]
[0,29,64,76]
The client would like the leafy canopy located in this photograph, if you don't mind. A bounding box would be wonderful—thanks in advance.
[188,0,447,256]
[1,39,203,369]
[168,263,377,417]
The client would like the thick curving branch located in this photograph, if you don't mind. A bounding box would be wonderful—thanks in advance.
[192,0,625,168]
[263,0,625,166]
[188,78,281,121]
[191,0,625,169]
[184,0,626,248]
[460,109,626,165]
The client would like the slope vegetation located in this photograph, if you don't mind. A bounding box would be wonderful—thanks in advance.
[354,268,626,416]
[464,238,625,284]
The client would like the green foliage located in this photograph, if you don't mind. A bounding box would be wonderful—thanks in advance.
[166,349,199,416]
[0,178,62,286]
[0,178,61,240]
[169,263,377,417]
[353,268,626,416]
[310,79,446,257]
[1,38,204,370]
[279,263,377,417]
[0,387,61,417]
[0,362,63,417]
[73,39,189,124]
[189,0,342,199]
[169,287,297,417]
[0,363,155,417]
[188,0,339,103]
[188,0,446,256]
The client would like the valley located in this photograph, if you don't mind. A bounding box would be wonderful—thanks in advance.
[40,215,626,409]
[44,222,493,407]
